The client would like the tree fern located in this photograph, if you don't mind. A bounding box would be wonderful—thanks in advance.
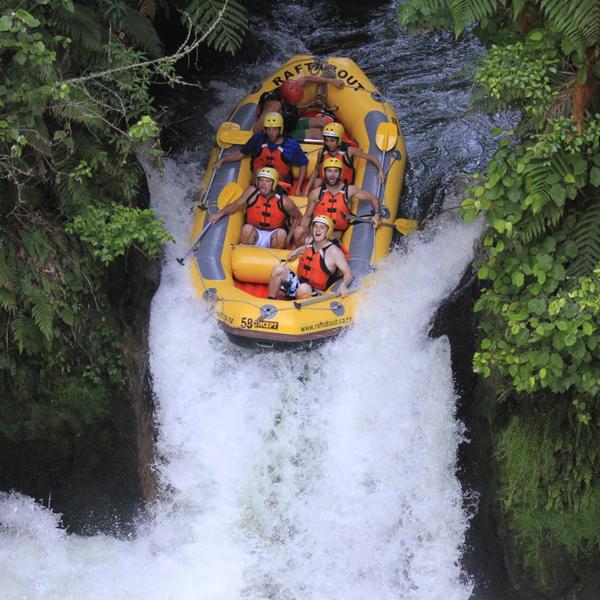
[111,4,163,58]
[567,195,600,279]
[10,314,27,354]
[449,0,498,37]
[541,0,600,50]
[52,4,104,54]
[187,0,248,55]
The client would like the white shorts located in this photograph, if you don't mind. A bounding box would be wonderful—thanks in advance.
[255,227,284,248]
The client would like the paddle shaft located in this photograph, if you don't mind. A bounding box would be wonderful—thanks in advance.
[176,222,213,265]
[294,292,340,309]
[199,148,225,207]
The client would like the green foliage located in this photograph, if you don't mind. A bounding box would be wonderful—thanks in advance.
[399,0,600,572]
[0,222,125,440]
[497,412,600,568]
[66,203,174,264]
[0,0,248,441]
[187,0,248,54]
[475,36,559,122]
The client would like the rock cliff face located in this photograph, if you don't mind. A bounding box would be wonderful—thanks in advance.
[107,248,160,505]
[0,180,160,533]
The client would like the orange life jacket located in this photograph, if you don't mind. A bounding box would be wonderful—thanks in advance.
[297,240,350,291]
[320,144,354,184]
[313,183,352,231]
[251,141,291,179]
[245,189,288,230]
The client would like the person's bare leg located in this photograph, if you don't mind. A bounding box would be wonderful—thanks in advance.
[240,224,258,244]
[295,283,313,299]
[268,264,288,298]
[270,229,287,249]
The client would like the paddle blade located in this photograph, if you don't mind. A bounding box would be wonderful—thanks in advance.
[394,218,418,235]
[217,181,244,209]
[375,122,397,152]
[216,122,241,148]
[217,122,253,147]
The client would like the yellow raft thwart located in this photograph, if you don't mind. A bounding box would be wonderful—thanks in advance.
[187,55,408,346]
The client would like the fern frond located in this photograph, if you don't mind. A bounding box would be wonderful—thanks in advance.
[10,314,27,354]
[541,0,600,49]
[53,4,104,54]
[115,6,163,58]
[21,229,53,264]
[449,0,497,36]
[30,290,54,341]
[0,288,17,313]
[187,0,248,55]
[567,196,600,279]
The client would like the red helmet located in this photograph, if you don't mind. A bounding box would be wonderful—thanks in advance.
[280,80,303,104]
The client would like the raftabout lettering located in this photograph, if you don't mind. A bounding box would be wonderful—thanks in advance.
[272,63,365,91]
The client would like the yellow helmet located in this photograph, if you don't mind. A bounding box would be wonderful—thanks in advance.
[322,157,344,172]
[322,122,345,143]
[256,166,279,191]
[312,215,334,238]
[263,112,284,132]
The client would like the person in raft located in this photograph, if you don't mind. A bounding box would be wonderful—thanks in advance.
[302,157,382,240]
[256,77,344,140]
[305,121,385,191]
[208,167,304,249]
[268,215,353,300]
[213,112,309,195]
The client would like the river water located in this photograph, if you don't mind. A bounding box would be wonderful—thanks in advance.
[0,1,511,598]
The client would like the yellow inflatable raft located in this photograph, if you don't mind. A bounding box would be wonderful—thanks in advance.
[183,55,409,346]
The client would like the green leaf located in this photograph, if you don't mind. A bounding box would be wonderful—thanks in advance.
[512,271,524,287]
[590,166,600,187]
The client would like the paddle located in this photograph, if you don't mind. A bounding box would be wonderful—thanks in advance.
[374,122,398,215]
[197,123,246,208]
[217,122,254,147]
[177,182,244,265]
[343,213,418,236]
[375,122,397,153]
[294,292,341,309]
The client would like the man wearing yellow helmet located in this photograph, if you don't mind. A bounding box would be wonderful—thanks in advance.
[208,167,304,249]
[302,156,382,238]
[268,215,353,300]
[213,111,309,193]
[306,121,385,191]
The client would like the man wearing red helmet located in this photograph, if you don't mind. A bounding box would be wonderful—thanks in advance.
[256,75,344,141]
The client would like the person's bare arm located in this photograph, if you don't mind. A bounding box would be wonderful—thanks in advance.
[208,186,254,223]
[301,191,319,229]
[297,75,344,89]
[255,99,282,132]
[330,247,353,297]
[349,146,384,181]
[295,164,307,196]
[214,150,245,170]
[305,147,323,192]
[286,244,306,262]
[349,185,382,227]
[282,195,303,247]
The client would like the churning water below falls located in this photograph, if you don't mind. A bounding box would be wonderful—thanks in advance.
[0,1,512,598]
[0,163,482,598]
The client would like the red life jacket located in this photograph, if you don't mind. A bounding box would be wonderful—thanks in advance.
[297,240,350,291]
[313,183,352,231]
[320,143,354,184]
[245,189,289,230]
[251,141,291,179]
